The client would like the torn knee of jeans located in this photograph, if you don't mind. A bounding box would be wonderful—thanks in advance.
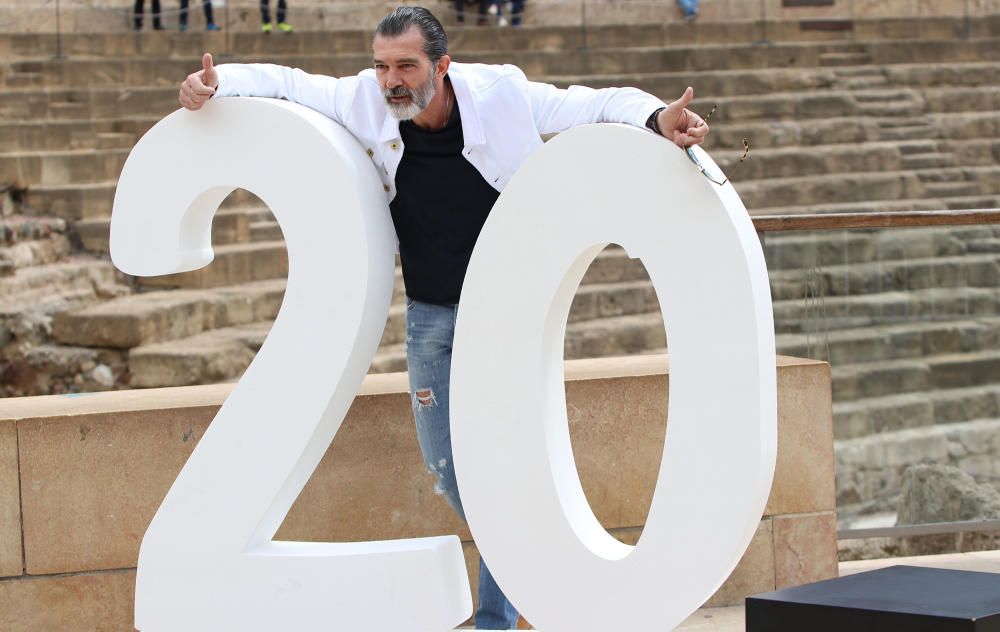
[413,387,437,409]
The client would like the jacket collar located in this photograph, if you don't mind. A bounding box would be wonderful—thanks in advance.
[376,62,486,147]
[448,63,486,147]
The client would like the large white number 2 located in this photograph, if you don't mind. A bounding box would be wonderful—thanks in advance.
[112,98,776,632]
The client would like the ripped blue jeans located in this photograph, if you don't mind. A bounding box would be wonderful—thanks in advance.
[405,297,520,630]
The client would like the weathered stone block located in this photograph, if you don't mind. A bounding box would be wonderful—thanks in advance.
[3,355,834,606]
[0,569,136,632]
[773,511,839,589]
[0,420,21,578]
[10,388,221,574]
[767,358,836,516]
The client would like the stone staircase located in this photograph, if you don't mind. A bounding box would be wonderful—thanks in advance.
[3,17,1000,522]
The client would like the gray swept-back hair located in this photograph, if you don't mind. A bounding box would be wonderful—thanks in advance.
[374,6,449,63]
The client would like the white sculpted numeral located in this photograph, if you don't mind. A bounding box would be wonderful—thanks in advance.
[113,98,471,631]
[452,124,776,631]
[113,101,776,632]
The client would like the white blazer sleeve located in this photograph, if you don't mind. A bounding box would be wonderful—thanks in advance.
[518,67,667,136]
[214,64,358,126]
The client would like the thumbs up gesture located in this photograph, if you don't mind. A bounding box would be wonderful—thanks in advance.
[656,86,710,148]
[179,53,219,111]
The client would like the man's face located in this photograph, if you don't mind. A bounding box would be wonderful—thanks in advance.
[373,27,438,121]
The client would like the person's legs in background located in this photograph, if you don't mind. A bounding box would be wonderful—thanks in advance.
[476,0,490,26]
[405,298,520,630]
[260,0,272,31]
[202,1,220,30]
[509,0,523,27]
[676,0,699,20]
[260,0,291,33]
[134,0,163,30]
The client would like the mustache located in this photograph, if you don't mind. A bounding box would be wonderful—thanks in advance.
[385,86,412,98]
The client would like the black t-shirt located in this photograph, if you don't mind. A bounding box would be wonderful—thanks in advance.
[390,99,501,306]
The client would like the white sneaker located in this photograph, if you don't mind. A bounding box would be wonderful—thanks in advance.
[498,15,508,26]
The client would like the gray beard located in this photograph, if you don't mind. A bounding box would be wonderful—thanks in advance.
[383,69,437,121]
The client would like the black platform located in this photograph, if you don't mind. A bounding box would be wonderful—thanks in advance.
[746,565,1000,631]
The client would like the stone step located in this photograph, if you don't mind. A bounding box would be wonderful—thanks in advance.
[772,288,1000,335]
[820,52,874,67]
[0,257,123,302]
[0,233,72,276]
[0,87,178,121]
[2,71,43,88]
[735,165,1000,211]
[51,278,287,349]
[832,348,1000,401]
[560,311,666,359]
[128,320,272,388]
[7,19,987,59]
[705,85,1000,125]
[0,148,130,186]
[901,152,955,170]
[922,180,985,198]
[76,207,252,254]
[833,383,1000,440]
[968,238,1000,253]
[0,42,905,87]
[567,279,659,323]
[0,118,153,152]
[763,226,997,271]
[22,181,116,220]
[377,278,662,348]
[370,342,408,374]
[2,343,128,397]
[249,220,282,242]
[136,240,288,289]
[713,139,996,181]
[750,193,1000,218]
[6,36,999,91]
[768,252,1000,300]
[776,316,1000,366]
[0,214,68,247]
[834,416,1000,513]
[128,304,671,387]
[710,111,1000,152]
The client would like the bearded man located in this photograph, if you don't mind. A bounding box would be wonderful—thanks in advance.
[178,6,709,628]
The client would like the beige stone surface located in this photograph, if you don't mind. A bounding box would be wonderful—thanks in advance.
[0,420,22,578]
[278,390,472,542]
[0,569,136,632]
[765,361,835,517]
[564,374,668,530]
[773,511,839,589]
[677,605,745,631]
[17,407,215,575]
[8,355,834,581]
[704,519,776,608]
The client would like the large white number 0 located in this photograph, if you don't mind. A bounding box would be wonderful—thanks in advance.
[112,99,776,632]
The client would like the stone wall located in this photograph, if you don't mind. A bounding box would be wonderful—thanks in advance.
[0,355,836,630]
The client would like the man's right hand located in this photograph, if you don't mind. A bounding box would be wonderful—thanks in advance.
[179,53,219,111]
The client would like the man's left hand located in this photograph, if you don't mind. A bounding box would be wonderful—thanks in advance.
[658,86,709,147]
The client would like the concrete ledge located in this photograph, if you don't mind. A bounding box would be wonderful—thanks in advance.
[0,354,836,629]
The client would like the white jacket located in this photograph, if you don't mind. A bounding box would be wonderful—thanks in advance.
[216,61,666,199]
